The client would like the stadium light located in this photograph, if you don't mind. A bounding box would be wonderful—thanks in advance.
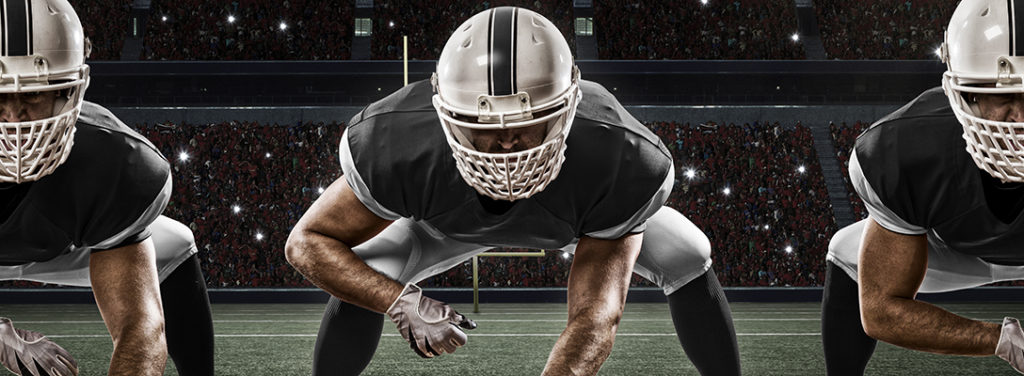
[791,33,800,42]
[935,47,942,57]
[256,232,264,241]
[784,245,794,254]
[798,165,806,174]
[279,22,288,31]
[723,187,731,196]
[178,151,189,162]
[232,205,241,214]
[228,15,236,23]
[685,169,696,179]
[317,187,325,194]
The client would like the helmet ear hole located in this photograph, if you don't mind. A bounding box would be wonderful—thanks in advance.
[981,7,990,17]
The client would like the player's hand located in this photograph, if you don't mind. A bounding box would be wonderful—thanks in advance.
[0,318,78,376]
[386,283,477,358]
[997,317,1024,374]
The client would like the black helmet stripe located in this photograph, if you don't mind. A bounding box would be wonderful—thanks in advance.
[489,7,517,96]
[1011,0,1024,56]
[2,0,31,56]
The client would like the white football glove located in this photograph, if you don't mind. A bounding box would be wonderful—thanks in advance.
[386,283,477,358]
[996,317,1024,374]
[0,318,78,376]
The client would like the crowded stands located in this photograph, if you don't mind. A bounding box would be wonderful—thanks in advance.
[594,0,804,59]
[142,0,353,60]
[372,0,575,60]
[816,0,954,60]
[829,121,870,220]
[72,0,131,60]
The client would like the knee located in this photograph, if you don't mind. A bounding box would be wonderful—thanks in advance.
[152,218,197,259]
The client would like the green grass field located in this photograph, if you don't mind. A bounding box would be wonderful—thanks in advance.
[1,302,1022,375]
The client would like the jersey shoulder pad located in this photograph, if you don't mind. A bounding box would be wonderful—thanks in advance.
[33,103,171,248]
[539,85,673,234]
[854,87,977,228]
[343,80,470,219]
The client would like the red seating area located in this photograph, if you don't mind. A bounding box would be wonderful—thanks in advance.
[594,0,804,59]
[143,0,353,60]
[71,0,131,60]
[372,0,575,60]
[829,121,870,220]
[816,0,954,60]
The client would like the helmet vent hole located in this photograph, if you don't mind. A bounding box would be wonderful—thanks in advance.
[981,7,990,17]
[46,2,57,15]
[463,22,472,32]
[461,37,472,49]
[532,34,542,45]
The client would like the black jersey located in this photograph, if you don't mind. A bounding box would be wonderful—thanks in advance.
[0,102,171,265]
[341,79,674,250]
[852,87,1024,265]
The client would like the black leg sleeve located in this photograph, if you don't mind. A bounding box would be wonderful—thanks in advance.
[312,297,385,376]
[667,268,741,376]
[160,254,215,376]
[821,260,876,376]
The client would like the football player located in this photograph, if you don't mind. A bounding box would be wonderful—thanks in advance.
[286,7,740,376]
[0,1,213,375]
[821,0,1024,374]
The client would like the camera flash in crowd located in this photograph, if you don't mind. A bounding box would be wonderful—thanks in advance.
[228,15,236,24]
[232,205,241,214]
[798,165,806,174]
[256,232,264,241]
[791,33,799,42]
[178,151,189,162]
[685,169,696,179]
[279,22,288,31]
[723,187,731,196]
[785,245,794,254]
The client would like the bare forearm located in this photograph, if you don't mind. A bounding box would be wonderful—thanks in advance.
[286,230,403,313]
[543,317,618,375]
[864,297,1000,355]
[109,322,167,376]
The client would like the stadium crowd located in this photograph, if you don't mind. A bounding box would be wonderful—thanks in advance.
[829,121,870,220]
[136,121,344,287]
[594,0,804,59]
[72,0,131,60]
[372,0,575,60]
[816,0,955,60]
[142,0,353,60]
[0,118,842,289]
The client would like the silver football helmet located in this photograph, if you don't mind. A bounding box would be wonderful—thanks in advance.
[0,0,90,184]
[942,0,1024,183]
[432,6,581,201]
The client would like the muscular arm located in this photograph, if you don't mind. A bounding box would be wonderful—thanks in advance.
[858,218,1000,355]
[89,238,167,376]
[285,176,401,313]
[542,233,642,376]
